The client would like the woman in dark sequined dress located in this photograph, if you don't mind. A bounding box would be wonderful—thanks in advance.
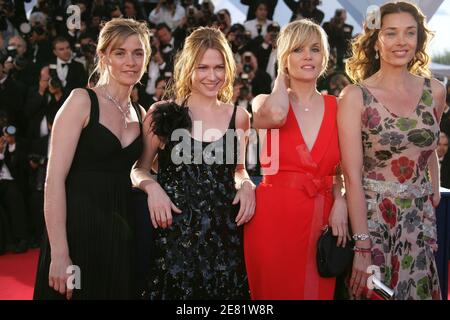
[131,27,255,299]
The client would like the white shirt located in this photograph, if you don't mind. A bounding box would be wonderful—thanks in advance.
[149,4,185,31]
[56,57,72,87]
[244,19,273,39]
[0,143,15,181]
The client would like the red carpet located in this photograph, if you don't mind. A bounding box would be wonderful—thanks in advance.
[0,249,449,300]
[0,249,39,300]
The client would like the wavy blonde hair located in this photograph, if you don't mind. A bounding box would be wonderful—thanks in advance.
[277,19,329,77]
[89,18,151,87]
[346,1,434,83]
[166,27,236,103]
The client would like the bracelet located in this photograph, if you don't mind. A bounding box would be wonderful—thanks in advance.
[238,178,253,190]
[352,233,370,241]
[353,246,371,253]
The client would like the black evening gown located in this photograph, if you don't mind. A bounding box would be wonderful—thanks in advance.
[145,102,249,300]
[33,88,143,299]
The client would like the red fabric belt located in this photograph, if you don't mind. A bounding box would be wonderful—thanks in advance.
[262,172,334,198]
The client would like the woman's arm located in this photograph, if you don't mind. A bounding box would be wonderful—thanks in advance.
[329,166,349,247]
[252,72,290,129]
[130,102,181,229]
[45,88,91,299]
[233,106,256,226]
[338,84,372,298]
[429,78,447,207]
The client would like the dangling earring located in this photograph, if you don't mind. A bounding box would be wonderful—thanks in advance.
[375,50,379,59]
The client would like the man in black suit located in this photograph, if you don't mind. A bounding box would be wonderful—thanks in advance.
[50,37,87,96]
[0,125,29,253]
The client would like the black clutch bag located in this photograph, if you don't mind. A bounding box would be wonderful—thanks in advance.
[317,225,354,278]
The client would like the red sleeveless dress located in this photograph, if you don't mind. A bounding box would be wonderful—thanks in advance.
[244,95,340,299]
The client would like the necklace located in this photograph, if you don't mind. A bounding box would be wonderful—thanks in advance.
[103,87,131,128]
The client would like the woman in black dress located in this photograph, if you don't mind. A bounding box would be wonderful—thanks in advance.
[131,27,256,299]
[33,18,150,300]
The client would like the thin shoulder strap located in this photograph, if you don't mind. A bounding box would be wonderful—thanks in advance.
[132,102,143,132]
[228,105,238,130]
[356,84,373,107]
[424,78,432,92]
[85,88,99,123]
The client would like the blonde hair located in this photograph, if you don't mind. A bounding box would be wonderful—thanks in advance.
[166,27,236,103]
[346,1,434,83]
[277,19,329,77]
[90,18,151,87]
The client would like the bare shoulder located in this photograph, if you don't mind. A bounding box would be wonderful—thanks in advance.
[251,94,269,113]
[338,84,364,110]
[56,88,90,121]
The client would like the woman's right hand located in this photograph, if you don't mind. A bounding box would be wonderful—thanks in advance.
[49,254,73,300]
[350,249,373,299]
[146,182,182,229]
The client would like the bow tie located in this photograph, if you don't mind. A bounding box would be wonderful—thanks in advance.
[61,62,71,67]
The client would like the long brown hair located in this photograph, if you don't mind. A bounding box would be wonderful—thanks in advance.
[346,1,434,83]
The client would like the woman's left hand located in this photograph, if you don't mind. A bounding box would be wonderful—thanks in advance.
[329,197,351,247]
[233,180,256,226]
[432,193,441,208]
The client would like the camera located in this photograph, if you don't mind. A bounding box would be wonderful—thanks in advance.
[243,53,253,74]
[28,154,46,166]
[49,77,63,90]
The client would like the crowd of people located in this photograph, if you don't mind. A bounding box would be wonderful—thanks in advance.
[1,0,449,301]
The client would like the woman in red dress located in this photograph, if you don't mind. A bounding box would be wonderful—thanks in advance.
[244,19,348,299]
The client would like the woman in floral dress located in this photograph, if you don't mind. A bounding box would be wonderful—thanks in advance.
[338,2,447,299]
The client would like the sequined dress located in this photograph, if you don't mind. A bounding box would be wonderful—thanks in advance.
[145,102,249,299]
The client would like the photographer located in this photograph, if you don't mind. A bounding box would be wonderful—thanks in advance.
[247,22,279,82]
[215,8,231,34]
[241,0,277,21]
[239,51,272,97]
[322,9,353,69]
[149,0,186,30]
[244,0,273,39]
[27,22,53,70]
[6,35,37,87]
[0,0,27,45]
[0,54,27,139]
[226,23,252,57]
[284,0,324,24]
[74,33,97,77]
[0,125,29,253]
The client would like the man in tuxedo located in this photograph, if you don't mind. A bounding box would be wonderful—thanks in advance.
[0,125,29,253]
[51,37,87,96]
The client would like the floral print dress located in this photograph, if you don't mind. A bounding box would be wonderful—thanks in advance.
[360,78,441,300]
